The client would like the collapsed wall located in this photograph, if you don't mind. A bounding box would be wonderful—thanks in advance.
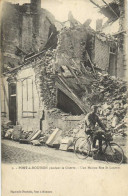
[34,50,57,110]
[42,24,127,135]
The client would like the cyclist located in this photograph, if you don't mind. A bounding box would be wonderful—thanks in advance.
[85,105,107,152]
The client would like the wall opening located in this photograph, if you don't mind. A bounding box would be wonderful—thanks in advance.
[9,83,17,125]
[57,89,83,115]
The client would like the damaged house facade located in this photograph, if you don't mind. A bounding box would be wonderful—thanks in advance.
[90,0,127,78]
[1,0,127,136]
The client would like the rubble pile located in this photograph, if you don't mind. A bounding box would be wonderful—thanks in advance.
[47,24,128,137]
[76,73,128,136]
[2,124,45,146]
[97,74,127,134]
[1,121,13,138]
[34,50,57,109]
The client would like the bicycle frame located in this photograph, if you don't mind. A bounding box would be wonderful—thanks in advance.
[87,134,112,152]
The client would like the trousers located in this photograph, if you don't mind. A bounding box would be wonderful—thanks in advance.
[85,129,105,151]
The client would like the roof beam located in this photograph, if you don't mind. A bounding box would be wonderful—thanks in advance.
[102,0,119,18]
[89,0,101,9]
[57,76,90,113]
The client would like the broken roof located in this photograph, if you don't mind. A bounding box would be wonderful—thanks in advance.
[90,0,120,22]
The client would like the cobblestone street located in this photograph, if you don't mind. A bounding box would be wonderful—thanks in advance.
[2,139,94,164]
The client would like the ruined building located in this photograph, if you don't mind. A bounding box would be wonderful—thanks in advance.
[1,0,127,135]
[1,0,56,72]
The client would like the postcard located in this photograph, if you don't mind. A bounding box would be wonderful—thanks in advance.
[1,0,128,196]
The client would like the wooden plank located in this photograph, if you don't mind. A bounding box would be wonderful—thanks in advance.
[65,63,81,84]
[56,82,85,113]
[86,50,96,74]
[56,77,90,113]
[62,55,89,92]
[89,0,101,9]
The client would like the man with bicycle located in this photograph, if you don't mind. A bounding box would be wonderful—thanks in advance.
[85,105,107,153]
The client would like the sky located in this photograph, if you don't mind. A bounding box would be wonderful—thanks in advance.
[3,0,107,29]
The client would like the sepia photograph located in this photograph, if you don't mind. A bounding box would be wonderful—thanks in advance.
[0,0,128,195]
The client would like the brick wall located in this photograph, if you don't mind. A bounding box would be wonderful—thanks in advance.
[94,37,109,71]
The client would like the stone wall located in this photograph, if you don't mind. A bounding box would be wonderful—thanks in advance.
[34,50,57,110]
[55,27,89,70]
[42,109,84,133]
[1,2,21,71]
[1,2,21,54]
[21,11,33,53]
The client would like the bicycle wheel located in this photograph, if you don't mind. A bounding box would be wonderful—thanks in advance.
[74,137,91,159]
[103,142,124,164]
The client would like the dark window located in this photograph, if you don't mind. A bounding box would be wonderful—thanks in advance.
[9,83,17,124]
[110,47,116,54]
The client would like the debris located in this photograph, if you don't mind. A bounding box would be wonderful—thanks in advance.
[52,135,62,149]
[5,129,14,139]
[12,125,22,141]
[112,114,119,127]
[39,136,49,144]
[114,123,127,131]
[20,131,30,140]
[19,139,30,144]
[29,130,42,141]
[31,140,41,146]
[59,137,73,151]
[27,130,41,141]
[46,128,62,147]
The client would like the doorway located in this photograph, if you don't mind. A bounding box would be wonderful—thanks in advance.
[9,83,17,125]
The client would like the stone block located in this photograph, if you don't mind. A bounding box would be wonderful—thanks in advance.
[46,128,62,146]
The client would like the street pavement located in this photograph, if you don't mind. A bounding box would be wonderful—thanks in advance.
[2,139,92,164]
[2,139,127,165]
[1,139,107,165]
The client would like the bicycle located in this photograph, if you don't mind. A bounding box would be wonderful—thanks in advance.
[74,131,124,164]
